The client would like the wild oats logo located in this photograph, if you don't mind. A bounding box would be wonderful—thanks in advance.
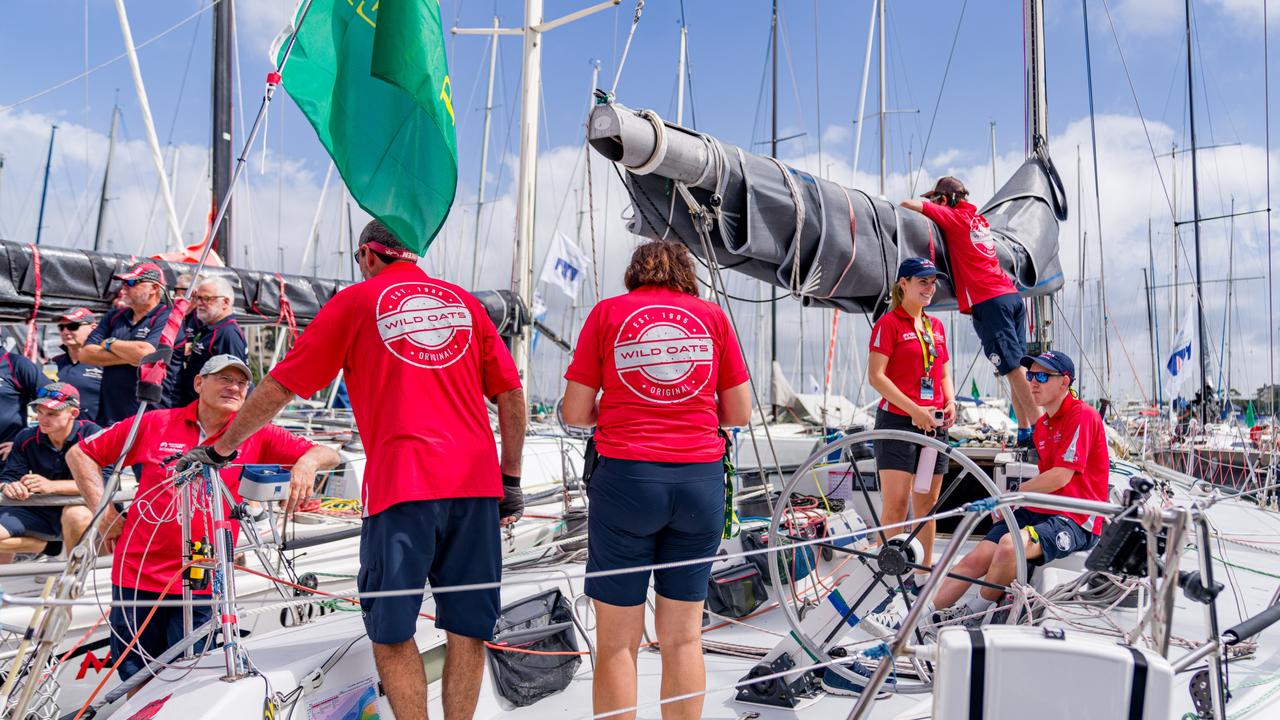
[613,305,715,404]
[376,281,473,369]
[970,214,997,258]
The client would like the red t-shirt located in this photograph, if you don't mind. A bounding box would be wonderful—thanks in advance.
[79,403,315,594]
[869,307,950,416]
[270,262,521,516]
[919,200,1017,313]
[1027,395,1110,534]
[564,286,750,463]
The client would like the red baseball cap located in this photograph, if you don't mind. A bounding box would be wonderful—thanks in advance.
[31,382,80,411]
[58,307,95,324]
[115,261,164,284]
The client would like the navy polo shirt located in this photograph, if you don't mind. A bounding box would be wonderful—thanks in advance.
[85,304,171,426]
[0,419,103,484]
[0,352,48,444]
[165,314,247,408]
[53,352,103,422]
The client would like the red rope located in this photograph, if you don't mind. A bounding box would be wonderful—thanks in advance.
[249,275,298,341]
[23,244,41,361]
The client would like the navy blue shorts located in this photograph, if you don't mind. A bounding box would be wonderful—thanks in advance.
[983,507,1098,564]
[873,408,949,475]
[358,498,502,644]
[0,506,63,542]
[586,457,724,607]
[109,585,212,681]
[970,293,1028,375]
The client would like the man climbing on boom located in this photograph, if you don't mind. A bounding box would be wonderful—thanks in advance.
[901,177,1039,448]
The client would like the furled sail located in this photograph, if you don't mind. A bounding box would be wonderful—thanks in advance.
[0,240,528,337]
[589,99,1067,313]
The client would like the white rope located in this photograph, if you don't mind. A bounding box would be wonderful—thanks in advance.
[629,109,667,175]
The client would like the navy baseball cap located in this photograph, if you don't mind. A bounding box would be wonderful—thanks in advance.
[1020,351,1075,381]
[897,257,949,280]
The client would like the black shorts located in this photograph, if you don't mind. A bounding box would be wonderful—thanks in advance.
[585,457,724,607]
[873,408,949,475]
[970,292,1028,375]
[984,508,1098,564]
[358,498,502,644]
[0,506,63,542]
[109,585,212,681]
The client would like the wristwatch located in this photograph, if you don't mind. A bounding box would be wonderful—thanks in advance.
[103,338,115,354]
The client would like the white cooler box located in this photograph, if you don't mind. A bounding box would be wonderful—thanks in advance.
[933,625,1173,719]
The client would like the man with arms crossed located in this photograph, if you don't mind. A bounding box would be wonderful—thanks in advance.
[180,221,527,720]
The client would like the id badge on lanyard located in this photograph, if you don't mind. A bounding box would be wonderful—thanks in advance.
[916,319,937,401]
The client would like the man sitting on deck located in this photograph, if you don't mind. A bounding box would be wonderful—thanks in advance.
[926,350,1109,628]
[0,383,100,562]
[66,355,339,684]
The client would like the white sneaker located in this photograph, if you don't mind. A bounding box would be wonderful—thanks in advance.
[859,595,908,639]
[925,604,988,638]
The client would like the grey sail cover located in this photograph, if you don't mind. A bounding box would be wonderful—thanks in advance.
[607,113,1066,314]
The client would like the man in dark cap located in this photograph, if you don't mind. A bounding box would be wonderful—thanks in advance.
[925,351,1108,628]
[901,177,1039,448]
[52,308,103,422]
[80,262,172,425]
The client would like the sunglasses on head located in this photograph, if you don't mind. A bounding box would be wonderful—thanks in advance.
[1025,370,1065,384]
[36,387,74,403]
[57,322,82,332]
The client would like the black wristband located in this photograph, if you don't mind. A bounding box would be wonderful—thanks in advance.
[206,445,238,464]
[501,473,521,487]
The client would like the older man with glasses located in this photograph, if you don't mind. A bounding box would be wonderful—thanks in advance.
[52,308,103,422]
[164,275,247,408]
[81,261,172,425]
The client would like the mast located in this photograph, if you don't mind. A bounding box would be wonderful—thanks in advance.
[1184,0,1210,421]
[770,0,779,411]
[877,0,886,196]
[211,0,234,260]
[1024,0,1052,352]
[33,125,57,246]
[676,19,688,125]
[94,104,120,252]
[1144,267,1157,403]
[1076,145,1086,398]
[850,0,877,177]
[471,16,500,290]
[1148,220,1163,408]
[990,121,998,194]
[453,0,619,384]
[1223,196,1235,406]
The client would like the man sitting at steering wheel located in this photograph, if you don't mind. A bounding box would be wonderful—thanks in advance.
[926,351,1109,629]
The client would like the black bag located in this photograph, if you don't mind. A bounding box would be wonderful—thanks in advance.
[705,562,767,619]
[580,437,600,490]
[486,589,583,707]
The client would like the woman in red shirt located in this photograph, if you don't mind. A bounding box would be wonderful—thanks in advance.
[561,240,752,720]
[865,257,955,600]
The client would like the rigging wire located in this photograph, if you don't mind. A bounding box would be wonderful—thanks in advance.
[1081,0,1114,392]
[0,0,224,114]
[908,0,970,197]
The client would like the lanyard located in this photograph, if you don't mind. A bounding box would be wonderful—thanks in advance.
[914,316,937,374]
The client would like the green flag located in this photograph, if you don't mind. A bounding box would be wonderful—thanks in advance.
[278,0,457,254]
[1246,400,1256,427]
[970,379,981,404]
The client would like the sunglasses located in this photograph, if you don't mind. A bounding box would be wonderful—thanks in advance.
[36,387,75,403]
[57,322,82,332]
[352,246,367,264]
[1025,370,1065,384]
[123,279,144,287]
[193,294,228,304]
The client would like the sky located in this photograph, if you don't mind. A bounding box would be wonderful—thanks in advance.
[0,0,1277,405]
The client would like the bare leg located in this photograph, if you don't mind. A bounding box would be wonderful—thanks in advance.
[909,474,944,570]
[875,470,913,545]
[62,506,92,552]
[373,639,427,720]
[442,633,486,720]
[931,541,997,609]
[1005,370,1039,429]
[981,530,1043,602]
[592,600,646,720]
[0,528,47,563]
[654,596,706,720]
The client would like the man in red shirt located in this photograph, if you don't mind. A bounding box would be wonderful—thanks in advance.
[66,354,339,683]
[924,350,1108,628]
[179,222,527,720]
[900,177,1039,448]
